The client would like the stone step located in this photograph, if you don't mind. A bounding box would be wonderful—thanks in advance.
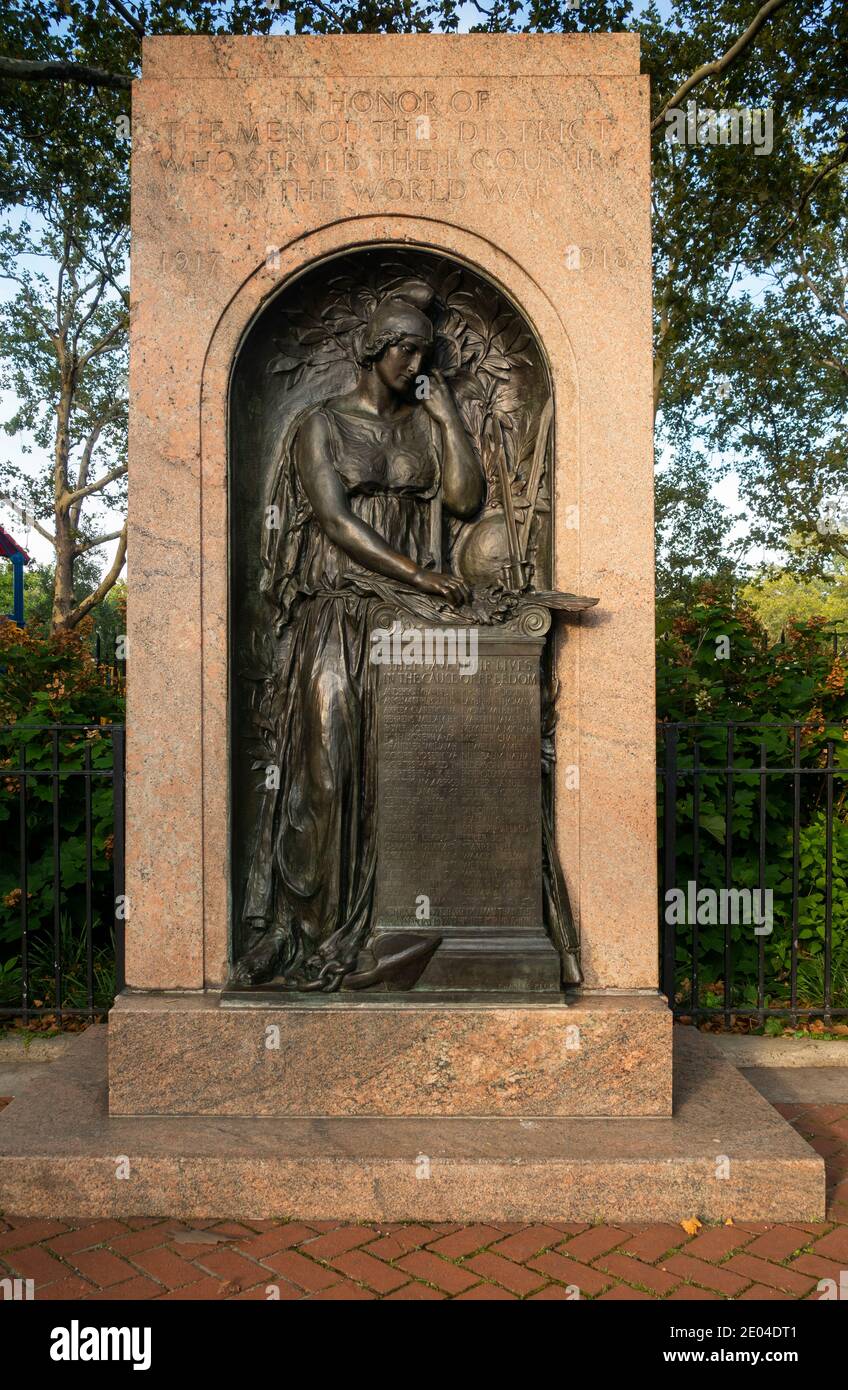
[0,1026,824,1223]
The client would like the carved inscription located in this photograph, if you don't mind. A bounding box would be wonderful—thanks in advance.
[150,81,623,210]
[375,645,544,930]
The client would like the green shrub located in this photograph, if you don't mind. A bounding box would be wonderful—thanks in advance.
[0,619,123,1007]
[658,587,848,1010]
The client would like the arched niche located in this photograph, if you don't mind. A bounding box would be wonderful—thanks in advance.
[227,243,561,967]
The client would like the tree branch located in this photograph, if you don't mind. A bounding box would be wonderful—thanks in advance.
[105,0,145,39]
[0,271,55,340]
[816,354,848,382]
[70,255,119,358]
[650,0,792,133]
[68,405,125,530]
[74,527,125,556]
[0,55,131,92]
[65,460,128,510]
[296,0,346,27]
[796,268,848,330]
[71,231,130,311]
[75,318,126,372]
[0,495,56,547]
[55,232,70,340]
[761,137,848,260]
[65,525,128,627]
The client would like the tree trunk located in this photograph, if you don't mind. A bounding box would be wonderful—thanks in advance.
[51,376,75,631]
[51,515,76,630]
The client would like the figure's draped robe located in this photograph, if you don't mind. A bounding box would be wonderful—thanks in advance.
[241,397,582,988]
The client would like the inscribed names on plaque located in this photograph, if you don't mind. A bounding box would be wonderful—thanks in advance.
[375,635,544,931]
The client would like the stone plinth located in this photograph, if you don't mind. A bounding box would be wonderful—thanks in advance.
[108,991,672,1118]
[1,1027,824,1222]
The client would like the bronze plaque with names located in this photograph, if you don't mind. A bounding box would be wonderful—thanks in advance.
[375,630,547,953]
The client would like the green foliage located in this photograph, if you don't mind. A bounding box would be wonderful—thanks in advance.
[658,586,848,1011]
[642,0,847,591]
[0,556,110,630]
[0,202,129,629]
[0,610,124,723]
[0,950,21,1003]
[741,562,848,645]
[773,811,848,971]
[0,915,115,1011]
[0,0,132,219]
[657,583,847,724]
[0,619,123,1008]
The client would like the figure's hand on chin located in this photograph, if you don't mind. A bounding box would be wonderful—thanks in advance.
[420,368,458,426]
[411,568,471,607]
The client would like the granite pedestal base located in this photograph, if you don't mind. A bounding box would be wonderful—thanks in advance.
[0,1026,824,1221]
[107,990,673,1118]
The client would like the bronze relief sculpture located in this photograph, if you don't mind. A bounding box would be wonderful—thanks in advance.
[229,252,594,993]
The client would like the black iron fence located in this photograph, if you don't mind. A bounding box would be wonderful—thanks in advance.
[1,721,846,1027]
[660,721,847,1026]
[92,633,126,688]
[0,723,125,1023]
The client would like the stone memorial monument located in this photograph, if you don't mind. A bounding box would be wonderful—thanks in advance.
[0,33,824,1220]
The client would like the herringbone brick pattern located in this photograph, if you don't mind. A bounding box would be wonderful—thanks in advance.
[1,1102,846,1300]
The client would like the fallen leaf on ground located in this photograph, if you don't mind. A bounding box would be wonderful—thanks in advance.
[172,1229,234,1246]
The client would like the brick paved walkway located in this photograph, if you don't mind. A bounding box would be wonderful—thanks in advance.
[1,1102,846,1300]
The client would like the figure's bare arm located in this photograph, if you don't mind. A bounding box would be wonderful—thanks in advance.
[423,369,485,517]
[295,412,470,604]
